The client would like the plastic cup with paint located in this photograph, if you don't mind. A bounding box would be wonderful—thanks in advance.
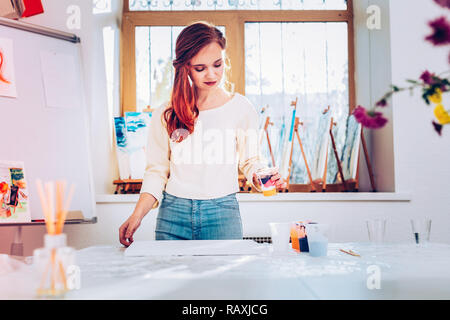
[305,224,329,257]
[269,222,292,254]
[255,167,278,197]
[410,218,432,245]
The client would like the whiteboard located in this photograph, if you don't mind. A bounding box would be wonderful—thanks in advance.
[0,22,96,221]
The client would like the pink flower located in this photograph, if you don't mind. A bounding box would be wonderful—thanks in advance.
[425,16,450,46]
[434,0,450,9]
[353,105,388,129]
[420,70,435,85]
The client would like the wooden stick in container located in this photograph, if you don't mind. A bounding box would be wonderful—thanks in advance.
[36,180,52,235]
[57,183,75,234]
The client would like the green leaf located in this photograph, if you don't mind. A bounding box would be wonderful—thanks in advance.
[406,79,419,85]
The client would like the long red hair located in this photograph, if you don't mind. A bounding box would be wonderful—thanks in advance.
[164,21,227,143]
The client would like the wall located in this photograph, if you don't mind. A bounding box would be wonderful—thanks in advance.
[0,0,122,255]
[1,0,450,256]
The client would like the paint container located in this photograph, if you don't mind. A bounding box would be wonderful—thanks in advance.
[305,224,329,257]
[269,222,292,254]
[255,167,278,197]
[290,221,314,252]
[410,218,432,245]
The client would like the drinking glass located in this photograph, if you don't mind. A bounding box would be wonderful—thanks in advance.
[366,219,386,244]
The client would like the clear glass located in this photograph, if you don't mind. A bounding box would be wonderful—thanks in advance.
[33,245,76,298]
[129,0,347,11]
[410,218,432,245]
[269,222,292,253]
[366,219,386,244]
[135,26,225,111]
[305,223,329,257]
[245,22,349,184]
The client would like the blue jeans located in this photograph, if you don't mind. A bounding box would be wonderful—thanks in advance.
[155,191,243,240]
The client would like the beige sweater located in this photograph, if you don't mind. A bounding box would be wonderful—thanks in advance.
[140,93,266,209]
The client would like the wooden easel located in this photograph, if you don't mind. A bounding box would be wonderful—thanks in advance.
[263,116,276,167]
[286,117,316,192]
[113,179,143,194]
[329,117,349,191]
[329,118,377,192]
[360,127,377,192]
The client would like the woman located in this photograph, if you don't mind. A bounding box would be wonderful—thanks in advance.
[119,21,286,247]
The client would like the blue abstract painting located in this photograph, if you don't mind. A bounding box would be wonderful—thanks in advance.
[114,117,128,148]
[125,112,152,152]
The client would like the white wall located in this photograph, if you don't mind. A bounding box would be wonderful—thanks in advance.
[1,0,450,256]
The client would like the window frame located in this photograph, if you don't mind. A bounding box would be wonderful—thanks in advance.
[120,0,355,115]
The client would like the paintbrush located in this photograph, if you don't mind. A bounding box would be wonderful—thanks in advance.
[340,248,361,257]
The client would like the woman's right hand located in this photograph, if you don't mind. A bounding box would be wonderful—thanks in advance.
[119,213,143,247]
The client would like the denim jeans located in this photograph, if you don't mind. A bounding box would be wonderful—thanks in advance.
[155,191,243,240]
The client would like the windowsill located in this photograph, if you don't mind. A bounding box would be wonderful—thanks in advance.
[96,192,412,204]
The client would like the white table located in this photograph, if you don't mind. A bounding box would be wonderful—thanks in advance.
[2,242,450,299]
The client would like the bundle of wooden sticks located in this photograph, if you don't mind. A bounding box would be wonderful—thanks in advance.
[36,180,75,235]
[35,180,75,296]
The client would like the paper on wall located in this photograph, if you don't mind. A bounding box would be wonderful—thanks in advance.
[40,50,81,109]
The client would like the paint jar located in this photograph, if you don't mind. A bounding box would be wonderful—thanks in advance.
[255,167,278,197]
[33,233,76,298]
[290,221,313,253]
[305,224,329,257]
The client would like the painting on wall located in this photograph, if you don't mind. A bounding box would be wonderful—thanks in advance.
[0,161,31,223]
[0,38,17,98]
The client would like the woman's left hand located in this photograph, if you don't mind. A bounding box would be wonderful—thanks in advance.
[270,171,288,190]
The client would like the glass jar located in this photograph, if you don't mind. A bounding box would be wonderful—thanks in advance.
[33,233,76,298]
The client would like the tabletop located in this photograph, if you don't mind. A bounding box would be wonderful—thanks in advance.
[2,242,450,299]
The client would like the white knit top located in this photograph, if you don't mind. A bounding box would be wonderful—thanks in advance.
[140,93,266,209]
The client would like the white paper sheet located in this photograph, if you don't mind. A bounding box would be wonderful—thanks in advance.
[40,50,81,109]
[124,240,268,257]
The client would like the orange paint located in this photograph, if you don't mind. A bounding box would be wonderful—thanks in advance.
[0,50,10,84]
[290,224,300,252]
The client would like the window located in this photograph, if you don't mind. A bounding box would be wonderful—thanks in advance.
[121,0,355,185]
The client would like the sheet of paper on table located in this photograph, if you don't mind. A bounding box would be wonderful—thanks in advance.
[124,240,268,257]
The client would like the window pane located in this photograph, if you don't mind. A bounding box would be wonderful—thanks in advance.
[135,26,225,111]
[129,0,347,11]
[93,0,112,14]
[245,22,349,184]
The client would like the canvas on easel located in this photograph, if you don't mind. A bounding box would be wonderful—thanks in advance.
[289,117,315,191]
[340,114,362,183]
[114,117,131,180]
[124,112,152,179]
[310,107,332,191]
[0,160,31,223]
